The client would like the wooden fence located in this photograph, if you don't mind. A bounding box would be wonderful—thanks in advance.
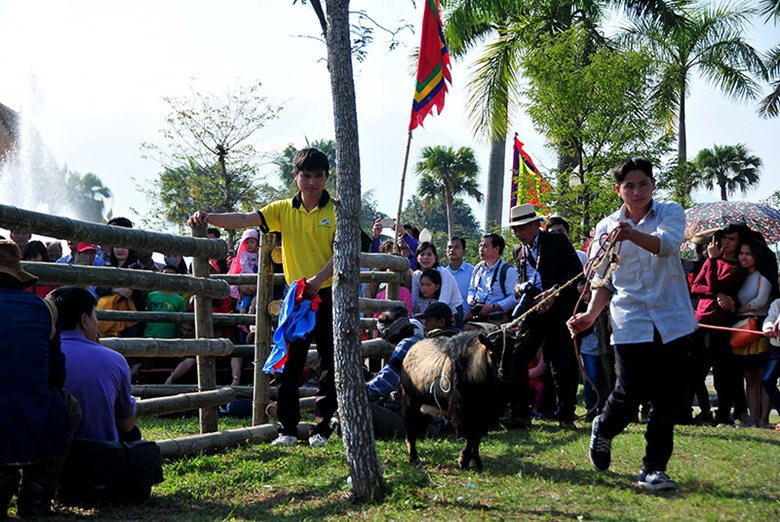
[1,204,407,456]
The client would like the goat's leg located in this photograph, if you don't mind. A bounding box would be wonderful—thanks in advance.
[459,436,483,471]
[404,399,424,463]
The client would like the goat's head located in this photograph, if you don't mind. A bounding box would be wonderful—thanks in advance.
[478,327,515,384]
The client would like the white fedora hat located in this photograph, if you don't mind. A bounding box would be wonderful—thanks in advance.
[507,203,542,228]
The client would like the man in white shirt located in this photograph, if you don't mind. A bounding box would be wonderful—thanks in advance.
[568,157,697,492]
[464,233,518,327]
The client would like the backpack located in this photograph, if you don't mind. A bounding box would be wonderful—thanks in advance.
[58,439,164,506]
[475,261,511,298]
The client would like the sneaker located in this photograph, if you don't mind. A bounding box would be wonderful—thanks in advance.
[637,470,677,491]
[589,415,612,472]
[270,434,297,447]
[308,434,328,447]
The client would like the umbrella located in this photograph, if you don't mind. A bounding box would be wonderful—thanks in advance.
[684,201,780,244]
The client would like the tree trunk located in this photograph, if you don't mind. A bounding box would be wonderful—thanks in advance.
[484,135,506,232]
[444,180,455,239]
[325,0,385,502]
[675,76,690,203]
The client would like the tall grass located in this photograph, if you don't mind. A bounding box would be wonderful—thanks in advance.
[41,413,780,521]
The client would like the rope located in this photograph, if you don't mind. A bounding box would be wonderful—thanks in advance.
[428,370,451,417]
[497,226,624,421]
[698,323,765,334]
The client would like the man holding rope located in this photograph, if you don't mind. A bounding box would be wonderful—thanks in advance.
[503,203,584,430]
[568,157,697,491]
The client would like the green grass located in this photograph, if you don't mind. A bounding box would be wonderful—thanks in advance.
[40,412,780,521]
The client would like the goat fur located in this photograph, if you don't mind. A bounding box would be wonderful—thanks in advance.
[400,328,513,471]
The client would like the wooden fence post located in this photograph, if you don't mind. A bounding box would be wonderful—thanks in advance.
[252,232,275,425]
[191,224,218,434]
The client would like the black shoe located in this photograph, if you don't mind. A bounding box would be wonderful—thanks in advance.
[0,470,20,519]
[500,415,532,429]
[17,482,52,518]
[559,419,577,430]
[589,415,612,472]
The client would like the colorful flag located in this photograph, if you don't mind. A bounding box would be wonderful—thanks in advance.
[409,0,452,131]
[510,134,552,215]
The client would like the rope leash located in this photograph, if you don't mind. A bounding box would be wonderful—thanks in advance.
[427,369,451,417]
[497,226,624,421]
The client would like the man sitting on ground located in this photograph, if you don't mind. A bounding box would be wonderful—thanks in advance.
[47,286,138,442]
[365,306,425,438]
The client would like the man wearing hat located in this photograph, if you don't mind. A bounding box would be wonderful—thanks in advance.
[365,306,426,438]
[416,301,459,337]
[0,240,79,517]
[55,241,107,267]
[505,203,584,430]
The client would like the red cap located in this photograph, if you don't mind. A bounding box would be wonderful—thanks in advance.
[76,242,97,253]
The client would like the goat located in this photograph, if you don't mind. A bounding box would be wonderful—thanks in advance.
[399,327,514,471]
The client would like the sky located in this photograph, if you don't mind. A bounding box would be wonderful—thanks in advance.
[1,0,778,234]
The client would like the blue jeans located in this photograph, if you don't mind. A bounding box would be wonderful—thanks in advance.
[761,347,780,415]
[582,353,606,414]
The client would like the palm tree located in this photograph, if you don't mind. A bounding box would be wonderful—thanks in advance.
[274,138,337,193]
[692,144,762,201]
[758,0,780,118]
[415,145,482,238]
[442,0,684,229]
[442,0,596,231]
[66,171,112,222]
[623,2,766,200]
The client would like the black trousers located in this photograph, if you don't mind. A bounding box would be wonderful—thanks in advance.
[702,328,745,421]
[598,330,689,473]
[680,329,712,419]
[275,288,336,438]
[509,310,580,421]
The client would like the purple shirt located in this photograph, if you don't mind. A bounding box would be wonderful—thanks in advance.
[61,330,136,441]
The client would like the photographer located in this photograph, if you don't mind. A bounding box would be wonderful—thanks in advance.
[464,234,519,328]
[503,204,584,430]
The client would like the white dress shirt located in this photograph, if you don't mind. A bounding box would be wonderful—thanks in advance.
[591,199,697,345]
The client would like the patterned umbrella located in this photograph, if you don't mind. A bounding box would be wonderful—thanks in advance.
[684,201,780,244]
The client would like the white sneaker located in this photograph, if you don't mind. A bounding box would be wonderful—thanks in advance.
[308,434,328,447]
[271,434,297,447]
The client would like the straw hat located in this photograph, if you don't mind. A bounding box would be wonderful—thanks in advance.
[0,240,39,287]
[507,203,542,228]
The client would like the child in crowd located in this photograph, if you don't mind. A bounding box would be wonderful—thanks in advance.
[230,229,260,315]
[413,269,441,317]
[144,265,187,338]
[143,265,187,376]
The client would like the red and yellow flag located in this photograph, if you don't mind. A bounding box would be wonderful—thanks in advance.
[510,134,552,215]
[409,0,451,131]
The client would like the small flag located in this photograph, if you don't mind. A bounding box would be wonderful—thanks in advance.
[510,134,552,215]
[409,0,452,131]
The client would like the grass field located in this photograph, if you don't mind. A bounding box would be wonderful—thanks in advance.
[28,410,780,522]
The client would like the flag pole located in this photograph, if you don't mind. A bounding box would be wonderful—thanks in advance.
[393,130,413,255]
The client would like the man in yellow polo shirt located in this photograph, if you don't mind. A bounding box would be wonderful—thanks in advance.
[188,148,336,448]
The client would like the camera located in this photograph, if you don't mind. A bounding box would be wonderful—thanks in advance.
[470,303,485,316]
[379,217,395,228]
[512,281,542,318]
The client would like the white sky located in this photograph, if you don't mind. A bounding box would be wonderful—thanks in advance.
[1,0,778,231]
